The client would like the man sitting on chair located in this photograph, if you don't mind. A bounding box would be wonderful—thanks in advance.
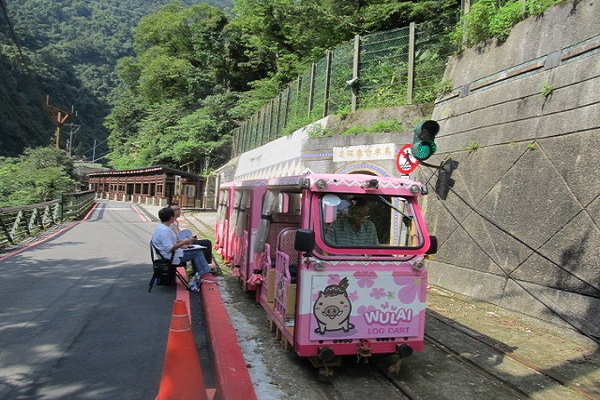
[152,207,216,284]
[169,203,214,266]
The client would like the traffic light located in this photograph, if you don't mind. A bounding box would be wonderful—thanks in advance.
[411,120,440,161]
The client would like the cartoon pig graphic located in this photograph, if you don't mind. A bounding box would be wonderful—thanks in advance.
[313,277,355,334]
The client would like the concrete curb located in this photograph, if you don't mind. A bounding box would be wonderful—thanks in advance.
[202,281,258,400]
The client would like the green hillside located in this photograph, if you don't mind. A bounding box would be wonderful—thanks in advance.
[0,0,232,159]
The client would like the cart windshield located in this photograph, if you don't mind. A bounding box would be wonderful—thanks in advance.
[320,193,423,250]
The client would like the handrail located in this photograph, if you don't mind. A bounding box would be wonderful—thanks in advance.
[0,191,96,248]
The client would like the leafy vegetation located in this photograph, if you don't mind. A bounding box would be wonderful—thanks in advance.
[451,0,565,48]
[105,0,462,170]
[0,0,233,160]
[541,82,554,98]
[307,118,404,138]
[465,141,479,152]
[0,147,77,207]
[341,119,405,136]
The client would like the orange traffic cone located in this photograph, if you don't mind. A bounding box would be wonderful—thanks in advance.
[156,300,213,400]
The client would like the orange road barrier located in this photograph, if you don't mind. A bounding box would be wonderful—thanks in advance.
[156,300,215,400]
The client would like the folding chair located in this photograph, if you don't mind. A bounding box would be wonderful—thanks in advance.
[149,242,189,292]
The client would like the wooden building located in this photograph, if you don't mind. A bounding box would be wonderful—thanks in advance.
[88,166,205,208]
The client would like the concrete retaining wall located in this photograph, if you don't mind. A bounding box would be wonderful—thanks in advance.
[419,0,600,339]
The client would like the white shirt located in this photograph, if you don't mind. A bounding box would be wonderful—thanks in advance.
[152,223,183,264]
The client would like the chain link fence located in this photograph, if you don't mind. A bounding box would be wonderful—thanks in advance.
[233,22,456,156]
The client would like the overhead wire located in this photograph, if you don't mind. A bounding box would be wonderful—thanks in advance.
[0,0,55,149]
[0,0,32,76]
[2,0,204,160]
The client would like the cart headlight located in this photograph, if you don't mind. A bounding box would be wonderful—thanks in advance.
[314,260,326,271]
[362,179,379,190]
[298,177,310,189]
[315,179,327,190]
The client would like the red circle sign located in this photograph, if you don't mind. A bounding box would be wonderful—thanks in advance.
[396,144,419,174]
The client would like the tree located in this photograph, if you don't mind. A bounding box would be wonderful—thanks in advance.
[106,3,242,171]
[0,146,76,207]
[230,0,461,84]
[2,0,234,160]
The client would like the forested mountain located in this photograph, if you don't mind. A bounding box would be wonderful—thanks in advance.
[0,0,232,159]
[0,0,563,208]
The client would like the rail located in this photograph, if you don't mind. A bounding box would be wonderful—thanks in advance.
[0,191,96,248]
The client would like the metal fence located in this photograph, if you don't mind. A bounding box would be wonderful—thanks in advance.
[0,191,96,248]
[232,22,455,156]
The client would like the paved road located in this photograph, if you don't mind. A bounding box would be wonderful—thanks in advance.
[0,201,174,400]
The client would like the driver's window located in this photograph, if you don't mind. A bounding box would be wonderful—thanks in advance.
[320,194,419,249]
[321,196,381,248]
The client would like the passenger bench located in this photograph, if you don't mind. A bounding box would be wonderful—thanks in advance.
[274,228,298,321]
[263,214,300,303]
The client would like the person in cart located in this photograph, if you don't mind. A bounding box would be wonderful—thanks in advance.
[325,198,379,247]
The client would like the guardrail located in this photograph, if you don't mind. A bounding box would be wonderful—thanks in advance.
[0,191,96,248]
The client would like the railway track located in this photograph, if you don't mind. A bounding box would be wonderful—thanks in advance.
[424,312,599,400]
[186,213,214,236]
[366,306,599,400]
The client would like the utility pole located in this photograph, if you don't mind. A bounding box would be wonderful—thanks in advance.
[65,123,80,157]
[46,96,75,149]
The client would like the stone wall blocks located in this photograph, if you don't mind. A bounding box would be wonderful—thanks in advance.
[423,0,599,338]
[499,279,600,339]
[427,261,508,304]
[586,195,600,229]
[442,1,597,86]
[539,73,600,115]
[477,149,582,249]
[538,129,600,206]
[514,211,600,296]
[537,103,600,139]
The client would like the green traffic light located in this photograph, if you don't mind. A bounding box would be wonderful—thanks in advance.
[411,120,440,161]
[411,141,437,161]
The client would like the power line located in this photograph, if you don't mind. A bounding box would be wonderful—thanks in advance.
[0,0,32,76]
[81,137,108,156]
